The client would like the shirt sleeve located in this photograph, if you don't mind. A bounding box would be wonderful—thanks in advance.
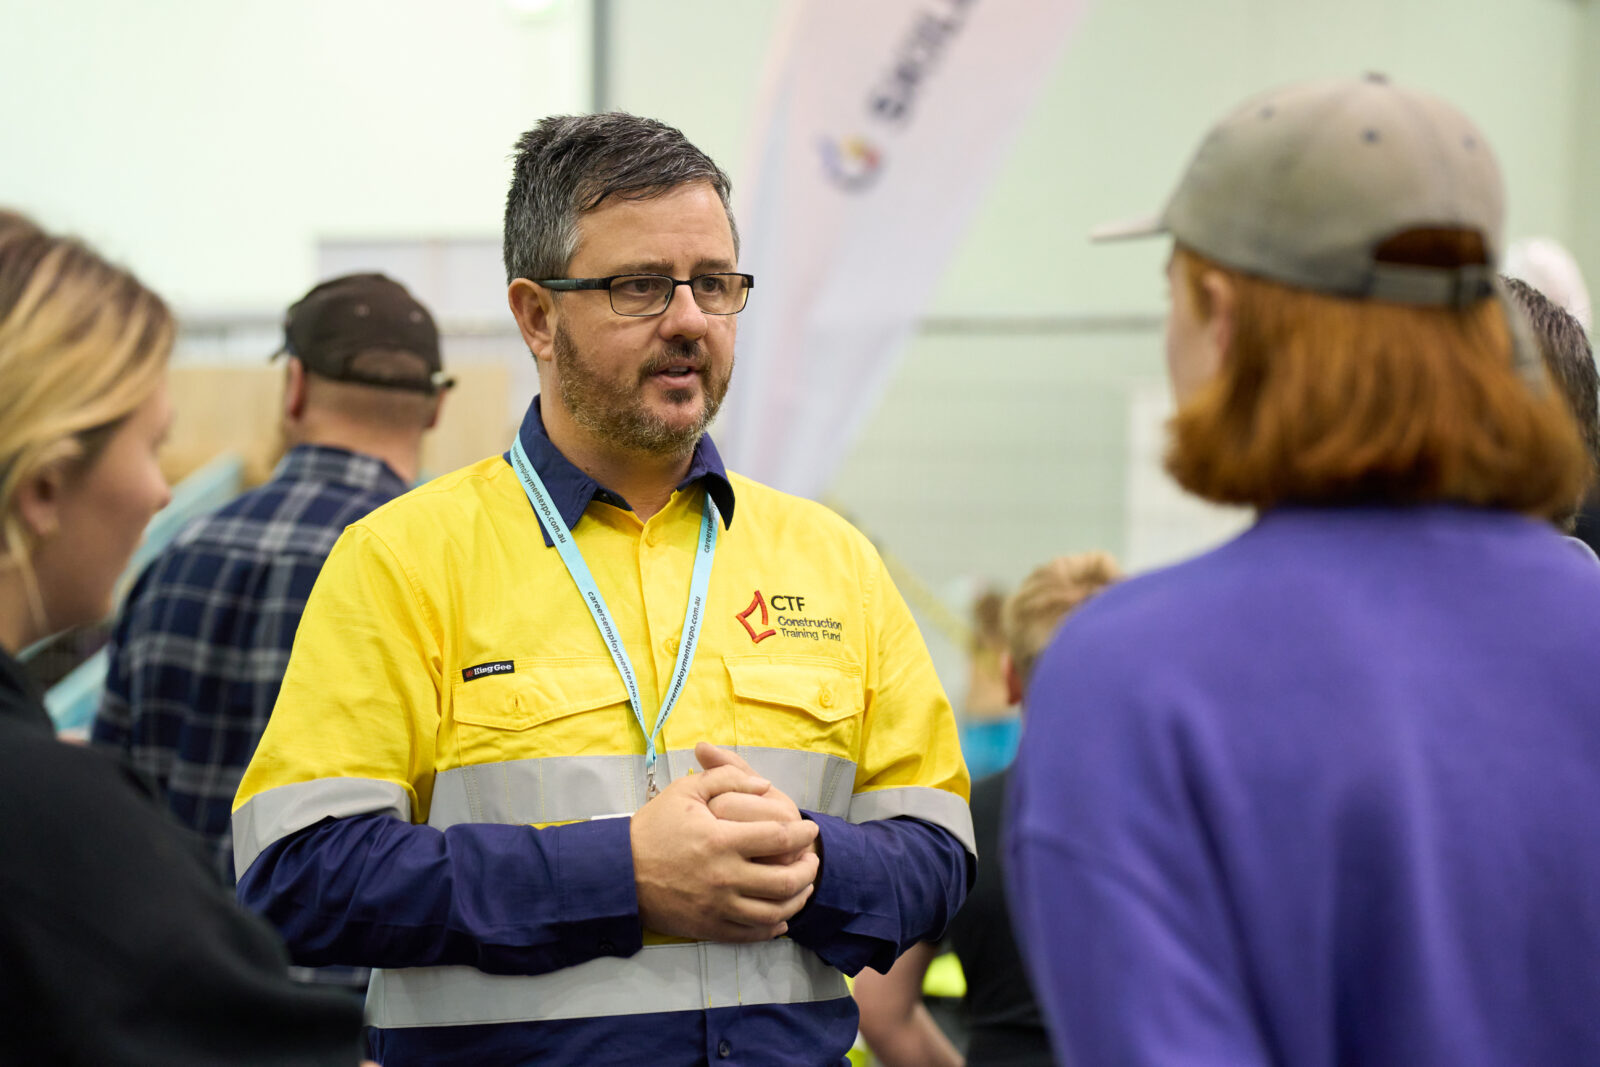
[232,522,642,974]
[237,812,643,973]
[785,814,970,975]
[93,541,318,884]
[785,548,974,974]
[88,561,155,764]
[1004,629,1272,1066]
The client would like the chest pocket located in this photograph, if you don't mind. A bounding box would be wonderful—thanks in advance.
[724,654,865,761]
[449,658,633,766]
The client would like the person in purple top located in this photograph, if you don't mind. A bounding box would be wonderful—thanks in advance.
[1006,74,1600,1066]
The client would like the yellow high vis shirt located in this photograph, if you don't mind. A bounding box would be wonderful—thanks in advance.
[232,416,972,1065]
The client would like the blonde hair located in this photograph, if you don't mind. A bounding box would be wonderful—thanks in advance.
[1002,551,1122,686]
[0,211,173,622]
[1167,245,1589,517]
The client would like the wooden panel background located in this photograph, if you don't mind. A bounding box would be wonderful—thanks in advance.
[163,362,516,488]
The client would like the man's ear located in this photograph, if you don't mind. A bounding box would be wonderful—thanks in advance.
[424,391,445,431]
[14,462,66,541]
[508,279,557,368]
[283,358,309,421]
[1200,270,1237,375]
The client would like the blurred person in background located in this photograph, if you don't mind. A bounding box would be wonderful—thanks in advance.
[1504,235,1591,331]
[958,586,1020,779]
[0,209,367,1064]
[858,552,1121,1067]
[1008,75,1600,1066]
[90,271,447,995]
[90,273,444,877]
[1501,274,1600,554]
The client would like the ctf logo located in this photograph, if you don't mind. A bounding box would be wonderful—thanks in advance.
[818,135,883,192]
[737,591,778,643]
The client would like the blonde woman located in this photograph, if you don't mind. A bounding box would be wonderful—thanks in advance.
[857,553,1121,1067]
[0,211,367,1064]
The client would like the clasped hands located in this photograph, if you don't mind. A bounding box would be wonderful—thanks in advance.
[630,741,822,944]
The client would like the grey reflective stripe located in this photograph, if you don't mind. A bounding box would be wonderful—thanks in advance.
[850,785,977,858]
[428,747,856,829]
[731,746,856,819]
[232,777,410,879]
[365,939,849,1028]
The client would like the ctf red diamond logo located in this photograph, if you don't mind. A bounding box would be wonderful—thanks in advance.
[737,591,777,643]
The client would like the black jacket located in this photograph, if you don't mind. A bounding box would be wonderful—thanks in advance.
[0,645,363,1065]
[944,769,1055,1066]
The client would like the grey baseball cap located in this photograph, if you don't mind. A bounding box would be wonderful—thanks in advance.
[1093,74,1504,308]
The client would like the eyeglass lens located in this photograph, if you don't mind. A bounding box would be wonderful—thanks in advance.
[608,274,750,316]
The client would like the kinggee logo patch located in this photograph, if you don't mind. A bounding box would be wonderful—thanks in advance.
[737,592,778,643]
[462,660,515,682]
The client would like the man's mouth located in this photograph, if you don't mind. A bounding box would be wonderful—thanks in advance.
[643,354,705,383]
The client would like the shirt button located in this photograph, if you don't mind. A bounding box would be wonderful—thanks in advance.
[818,685,834,708]
[717,1039,732,1058]
[599,939,615,954]
[663,636,680,656]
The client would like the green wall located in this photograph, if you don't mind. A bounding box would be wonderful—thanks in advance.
[611,0,1591,581]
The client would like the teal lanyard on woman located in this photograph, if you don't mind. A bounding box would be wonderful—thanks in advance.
[508,436,719,798]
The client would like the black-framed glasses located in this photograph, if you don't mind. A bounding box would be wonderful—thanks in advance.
[537,273,755,317]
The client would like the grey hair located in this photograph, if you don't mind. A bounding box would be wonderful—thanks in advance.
[1502,274,1600,526]
[502,112,738,284]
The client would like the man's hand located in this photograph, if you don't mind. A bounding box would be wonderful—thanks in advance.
[630,763,820,943]
[697,742,820,870]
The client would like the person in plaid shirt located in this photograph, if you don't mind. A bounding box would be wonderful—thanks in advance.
[92,273,449,901]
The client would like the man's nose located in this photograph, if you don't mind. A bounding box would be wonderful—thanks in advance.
[657,282,709,341]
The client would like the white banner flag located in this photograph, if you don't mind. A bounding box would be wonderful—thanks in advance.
[721,0,1090,498]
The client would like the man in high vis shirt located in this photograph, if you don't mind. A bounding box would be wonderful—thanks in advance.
[232,112,974,1067]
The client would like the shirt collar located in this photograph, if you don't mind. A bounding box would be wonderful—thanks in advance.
[273,444,410,498]
[507,396,737,547]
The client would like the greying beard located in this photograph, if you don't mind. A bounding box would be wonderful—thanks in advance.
[553,324,729,458]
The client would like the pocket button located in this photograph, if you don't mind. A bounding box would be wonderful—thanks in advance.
[818,684,834,708]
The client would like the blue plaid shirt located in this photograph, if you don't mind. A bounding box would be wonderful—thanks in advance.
[92,445,410,885]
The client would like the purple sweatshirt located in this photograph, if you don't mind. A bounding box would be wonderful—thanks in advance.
[1007,505,1600,1066]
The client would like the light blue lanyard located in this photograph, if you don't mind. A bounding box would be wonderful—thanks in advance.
[508,436,719,797]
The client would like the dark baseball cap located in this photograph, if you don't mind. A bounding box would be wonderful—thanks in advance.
[276,272,452,393]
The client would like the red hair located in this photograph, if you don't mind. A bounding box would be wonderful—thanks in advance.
[1166,246,1587,518]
